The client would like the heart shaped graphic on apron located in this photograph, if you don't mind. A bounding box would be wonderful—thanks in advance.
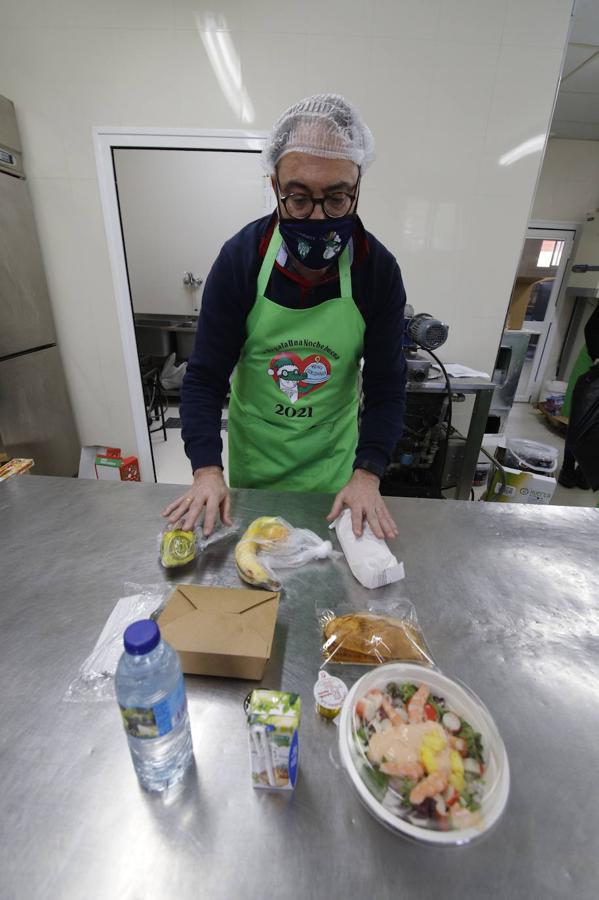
[267,351,332,400]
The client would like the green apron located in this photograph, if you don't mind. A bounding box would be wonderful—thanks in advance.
[228,226,365,492]
[562,344,592,418]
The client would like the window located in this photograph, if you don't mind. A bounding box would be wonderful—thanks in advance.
[537,240,563,268]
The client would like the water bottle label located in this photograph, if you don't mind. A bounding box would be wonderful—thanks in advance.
[119,676,187,739]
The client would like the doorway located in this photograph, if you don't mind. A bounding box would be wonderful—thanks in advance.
[95,128,270,483]
[504,226,575,403]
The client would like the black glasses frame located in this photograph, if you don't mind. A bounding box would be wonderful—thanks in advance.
[276,176,361,220]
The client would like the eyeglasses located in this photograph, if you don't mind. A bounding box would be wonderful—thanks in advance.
[276,177,360,220]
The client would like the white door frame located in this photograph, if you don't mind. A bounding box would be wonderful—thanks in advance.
[514,221,577,402]
[93,126,267,482]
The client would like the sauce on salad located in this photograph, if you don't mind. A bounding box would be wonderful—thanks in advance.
[368,721,448,768]
[354,681,486,831]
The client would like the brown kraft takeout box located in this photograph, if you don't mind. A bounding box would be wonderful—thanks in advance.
[157,584,280,680]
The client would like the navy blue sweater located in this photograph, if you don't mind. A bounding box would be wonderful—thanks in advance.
[180,214,406,479]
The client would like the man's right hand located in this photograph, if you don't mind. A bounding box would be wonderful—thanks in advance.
[161,466,232,536]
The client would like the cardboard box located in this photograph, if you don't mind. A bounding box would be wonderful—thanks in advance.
[157,584,280,680]
[79,446,140,481]
[95,450,140,481]
[486,465,556,505]
[506,278,536,330]
[506,277,554,331]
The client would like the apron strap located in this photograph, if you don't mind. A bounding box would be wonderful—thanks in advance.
[257,224,353,299]
[338,245,352,299]
[257,226,283,297]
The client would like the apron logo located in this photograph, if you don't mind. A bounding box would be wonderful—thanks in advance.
[267,353,331,404]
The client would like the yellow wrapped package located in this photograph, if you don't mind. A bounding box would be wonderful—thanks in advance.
[160,528,196,568]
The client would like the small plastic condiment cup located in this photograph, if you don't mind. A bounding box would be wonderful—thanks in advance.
[314,670,348,720]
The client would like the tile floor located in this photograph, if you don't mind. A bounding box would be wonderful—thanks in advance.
[151,405,229,486]
[151,401,597,508]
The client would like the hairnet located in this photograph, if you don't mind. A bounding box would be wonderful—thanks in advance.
[262,93,375,174]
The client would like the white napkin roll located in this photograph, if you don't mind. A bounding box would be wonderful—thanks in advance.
[333,509,405,589]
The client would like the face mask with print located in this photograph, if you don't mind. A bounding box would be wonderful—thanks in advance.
[278,216,355,270]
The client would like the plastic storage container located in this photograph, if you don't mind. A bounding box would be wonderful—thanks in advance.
[504,438,558,475]
[539,380,567,415]
[115,619,193,792]
[472,458,491,487]
[338,663,510,846]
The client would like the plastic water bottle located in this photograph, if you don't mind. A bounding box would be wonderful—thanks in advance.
[115,619,193,792]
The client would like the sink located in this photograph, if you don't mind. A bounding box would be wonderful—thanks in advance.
[134,316,197,357]
[134,315,197,329]
[175,330,196,359]
[135,323,175,356]
[135,316,174,328]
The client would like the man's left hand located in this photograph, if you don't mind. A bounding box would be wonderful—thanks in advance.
[326,469,398,540]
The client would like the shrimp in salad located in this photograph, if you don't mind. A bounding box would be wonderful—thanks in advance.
[409,770,448,805]
[354,680,486,831]
[407,683,429,724]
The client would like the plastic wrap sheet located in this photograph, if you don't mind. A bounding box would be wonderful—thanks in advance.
[63,583,169,702]
[158,521,238,568]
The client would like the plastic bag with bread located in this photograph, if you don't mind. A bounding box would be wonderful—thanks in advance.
[320,610,434,666]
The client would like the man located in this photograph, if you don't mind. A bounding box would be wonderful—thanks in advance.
[162,94,406,538]
[557,303,599,489]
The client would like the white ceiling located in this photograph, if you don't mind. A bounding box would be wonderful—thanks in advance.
[551,0,599,140]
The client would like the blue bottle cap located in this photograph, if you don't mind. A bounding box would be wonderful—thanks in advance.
[124,619,160,655]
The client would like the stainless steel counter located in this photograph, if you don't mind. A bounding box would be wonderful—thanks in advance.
[1,476,598,900]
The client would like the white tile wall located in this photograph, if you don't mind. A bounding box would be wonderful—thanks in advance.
[437,0,507,46]
[240,31,309,123]
[368,37,437,141]
[176,30,239,127]
[1,0,46,28]
[428,42,501,139]
[503,0,574,48]
[46,0,175,30]
[111,30,185,126]
[244,0,371,36]
[486,44,565,148]
[10,84,70,179]
[58,84,117,180]
[372,0,441,41]
[174,0,244,32]
[303,34,372,113]
[0,0,573,471]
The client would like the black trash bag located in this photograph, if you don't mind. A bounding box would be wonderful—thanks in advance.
[568,365,599,491]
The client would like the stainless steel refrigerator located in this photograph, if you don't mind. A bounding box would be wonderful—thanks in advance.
[0,94,80,475]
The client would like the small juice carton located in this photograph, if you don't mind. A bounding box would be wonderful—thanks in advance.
[247,690,301,790]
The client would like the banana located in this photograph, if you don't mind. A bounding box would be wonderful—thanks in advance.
[234,517,289,589]
[235,541,279,589]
